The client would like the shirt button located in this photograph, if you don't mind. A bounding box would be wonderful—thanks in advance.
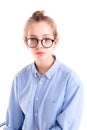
[36,97,39,101]
[35,113,38,117]
[35,128,38,130]
[39,81,42,85]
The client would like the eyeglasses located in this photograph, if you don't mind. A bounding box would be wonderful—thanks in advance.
[25,37,54,48]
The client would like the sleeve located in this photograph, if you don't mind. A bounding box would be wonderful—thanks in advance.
[3,76,24,130]
[49,73,84,130]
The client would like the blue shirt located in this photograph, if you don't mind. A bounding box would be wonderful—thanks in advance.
[3,57,83,130]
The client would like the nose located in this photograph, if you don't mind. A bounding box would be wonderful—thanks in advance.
[36,40,43,48]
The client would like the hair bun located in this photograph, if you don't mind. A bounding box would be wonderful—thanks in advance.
[32,10,45,18]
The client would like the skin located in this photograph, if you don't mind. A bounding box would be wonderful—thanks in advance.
[25,21,58,75]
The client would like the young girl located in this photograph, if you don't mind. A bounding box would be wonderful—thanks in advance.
[3,10,83,130]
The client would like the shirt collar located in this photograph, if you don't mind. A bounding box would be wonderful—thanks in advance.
[45,56,61,79]
[32,56,61,79]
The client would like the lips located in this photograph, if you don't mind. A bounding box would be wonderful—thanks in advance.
[37,52,44,54]
[36,51,45,56]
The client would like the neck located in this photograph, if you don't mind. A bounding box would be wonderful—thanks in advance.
[35,56,55,75]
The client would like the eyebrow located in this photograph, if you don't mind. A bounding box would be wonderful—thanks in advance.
[28,34,54,38]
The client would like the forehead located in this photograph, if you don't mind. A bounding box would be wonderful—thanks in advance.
[27,21,53,37]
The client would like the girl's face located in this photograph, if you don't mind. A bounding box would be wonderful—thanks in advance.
[25,21,58,62]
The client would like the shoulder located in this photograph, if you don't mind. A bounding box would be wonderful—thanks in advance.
[11,63,34,92]
[57,62,83,102]
[16,63,33,77]
[58,61,82,86]
[12,63,33,85]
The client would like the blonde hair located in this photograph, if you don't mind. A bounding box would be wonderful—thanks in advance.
[24,10,58,40]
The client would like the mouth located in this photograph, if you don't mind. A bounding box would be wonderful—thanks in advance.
[36,51,45,56]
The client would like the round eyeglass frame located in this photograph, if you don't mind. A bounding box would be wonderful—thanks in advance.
[25,37,54,48]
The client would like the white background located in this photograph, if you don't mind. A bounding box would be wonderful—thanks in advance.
[0,0,87,129]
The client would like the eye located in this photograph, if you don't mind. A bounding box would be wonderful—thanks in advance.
[44,38,50,41]
[26,38,38,48]
[29,38,37,43]
[42,38,53,43]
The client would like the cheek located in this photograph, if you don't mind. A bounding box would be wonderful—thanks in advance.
[50,46,55,51]
[29,48,35,52]
[28,48,34,55]
[47,47,54,55]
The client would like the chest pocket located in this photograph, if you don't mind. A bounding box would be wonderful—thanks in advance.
[42,95,58,124]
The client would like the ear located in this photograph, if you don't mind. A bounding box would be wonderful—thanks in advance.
[54,37,58,47]
[24,37,28,47]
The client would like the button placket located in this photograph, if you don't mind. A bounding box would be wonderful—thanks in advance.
[34,76,46,130]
